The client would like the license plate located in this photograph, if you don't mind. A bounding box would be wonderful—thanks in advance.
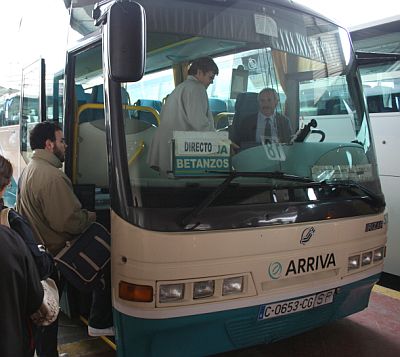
[257,289,335,320]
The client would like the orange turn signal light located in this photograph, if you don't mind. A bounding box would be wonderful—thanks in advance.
[119,281,154,302]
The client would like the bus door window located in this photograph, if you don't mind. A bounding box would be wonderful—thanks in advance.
[69,46,111,228]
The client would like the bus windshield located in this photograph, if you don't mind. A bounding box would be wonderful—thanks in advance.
[72,0,382,231]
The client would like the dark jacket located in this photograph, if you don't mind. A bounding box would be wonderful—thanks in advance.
[234,112,292,149]
[0,225,43,357]
[1,204,54,280]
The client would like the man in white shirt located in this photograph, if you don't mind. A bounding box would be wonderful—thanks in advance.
[147,57,219,174]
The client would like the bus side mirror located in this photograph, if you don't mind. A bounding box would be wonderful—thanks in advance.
[106,1,146,82]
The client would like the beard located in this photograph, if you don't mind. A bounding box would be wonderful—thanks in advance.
[53,146,65,163]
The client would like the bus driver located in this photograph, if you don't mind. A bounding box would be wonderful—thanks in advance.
[232,87,293,149]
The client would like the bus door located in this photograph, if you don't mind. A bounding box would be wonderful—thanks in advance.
[63,43,112,229]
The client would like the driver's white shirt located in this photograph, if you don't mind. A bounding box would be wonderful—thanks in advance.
[255,111,278,143]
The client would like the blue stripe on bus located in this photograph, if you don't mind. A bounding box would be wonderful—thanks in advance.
[114,274,379,357]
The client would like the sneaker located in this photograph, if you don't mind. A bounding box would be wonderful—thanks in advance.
[88,325,115,337]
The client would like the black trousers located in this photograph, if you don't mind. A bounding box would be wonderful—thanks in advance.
[34,265,113,357]
[88,263,113,328]
[34,269,63,357]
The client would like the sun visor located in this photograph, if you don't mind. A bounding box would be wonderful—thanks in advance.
[142,0,346,69]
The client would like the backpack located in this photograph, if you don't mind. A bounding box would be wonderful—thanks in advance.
[54,222,111,292]
[0,206,59,326]
[0,207,54,280]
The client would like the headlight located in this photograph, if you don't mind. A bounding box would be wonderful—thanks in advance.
[361,251,373,266]
[373,247,385,262]
[348,255,360,271]
[193,280,215,299]
[159,283,185,303]
[222,276,243,296]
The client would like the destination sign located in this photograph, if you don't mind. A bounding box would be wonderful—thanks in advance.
[173,131,231,176]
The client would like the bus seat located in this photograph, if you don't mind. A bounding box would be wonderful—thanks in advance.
[135,99,161,126]
[91,85,103,104]
[209,98,227,116]
[93,84,128,104]
[75,84,87,103]
[367,95,383,113]
[328,97,345,114]
[91,84,131,105]
[229,92,258,143]
[89,85,132,121]
[226,99,236,112]
[393,93,400,111]
[76,84,91,123]
[77,118,158,188]
[88,85,105,121]
[77,119,109,187]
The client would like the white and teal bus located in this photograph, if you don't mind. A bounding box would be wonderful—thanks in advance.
[0,0,388,355]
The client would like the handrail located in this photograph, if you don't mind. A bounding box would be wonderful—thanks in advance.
[76,103,160,125]
[72,103,160,184]
[128,140,145,166]
[129,105,160,126]
[214,111,234,126]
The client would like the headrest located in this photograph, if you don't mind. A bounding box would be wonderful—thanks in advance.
[209,98,227,114]
[234,92,258,118]
[75,85,87,103]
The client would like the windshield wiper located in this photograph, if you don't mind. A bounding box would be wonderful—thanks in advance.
[180,171,316,228]
[314,180,386,207]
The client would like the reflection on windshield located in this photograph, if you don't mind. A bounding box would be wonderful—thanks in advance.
[71,4,383,232]
[119,32,380,207]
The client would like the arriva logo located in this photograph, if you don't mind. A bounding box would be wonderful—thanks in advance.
[300,227,315,245]
[268,262,283,279]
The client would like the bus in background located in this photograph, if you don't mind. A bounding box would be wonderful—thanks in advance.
[350,16,400,281]
[0,92,20,205]
[3,0,388,355]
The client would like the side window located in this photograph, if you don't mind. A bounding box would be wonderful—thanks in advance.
[127,68,174,104]
[299,76,357,143]
[300,77,353,117]
[360,62,400,113]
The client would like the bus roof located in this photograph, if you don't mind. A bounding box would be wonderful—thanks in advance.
[350,15,400,34]
[350,15,400,53]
